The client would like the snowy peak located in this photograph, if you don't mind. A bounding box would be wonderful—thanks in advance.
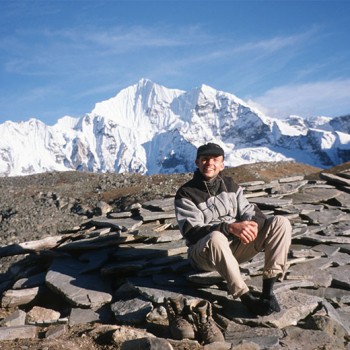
[0,79,349,177]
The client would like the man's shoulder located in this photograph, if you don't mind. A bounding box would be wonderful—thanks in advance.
[221,174,238,186]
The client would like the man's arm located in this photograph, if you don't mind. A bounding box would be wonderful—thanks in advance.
[175,196,215,245]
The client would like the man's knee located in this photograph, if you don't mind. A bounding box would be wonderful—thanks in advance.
[208,230,229,249]
[271,215,292,243]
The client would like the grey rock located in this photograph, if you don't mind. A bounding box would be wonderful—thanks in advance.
[1,287,39,308]
[46,257,112,309]
[139,208,176,221]
[69,307,101,325]
[0,325,38,341]
[233,291,322,329]
[142,197,175,212]
[0,309,26,327]
[89,217,143,231]
[248,197,293,209]
[286,187,341,204]
[320,172,350,186]
[282,326,343,350]
[26,306,60,324]
[111,298,153,324]
[120,337,174,350]
[287,258,333,287]
[45,324,67,339]
[301,208,349,225]
[224,321,283,348]
[330,265,350,289]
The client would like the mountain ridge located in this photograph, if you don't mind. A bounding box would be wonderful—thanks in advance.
[0,78,349,177]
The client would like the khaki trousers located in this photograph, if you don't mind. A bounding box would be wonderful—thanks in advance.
[188,216,292,298]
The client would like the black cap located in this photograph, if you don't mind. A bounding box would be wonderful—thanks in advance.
[196,143,224,159]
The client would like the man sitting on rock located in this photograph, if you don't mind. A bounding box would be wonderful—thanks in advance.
[174,142,292,316]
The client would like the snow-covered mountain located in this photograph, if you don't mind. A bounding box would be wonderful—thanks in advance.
[0,79,349,177]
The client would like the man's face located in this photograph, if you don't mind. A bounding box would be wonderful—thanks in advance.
[195,155,224,180]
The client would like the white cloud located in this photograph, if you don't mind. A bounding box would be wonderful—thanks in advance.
[249,79,350,119]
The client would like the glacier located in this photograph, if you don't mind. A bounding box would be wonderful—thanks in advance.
[0,78,349,177]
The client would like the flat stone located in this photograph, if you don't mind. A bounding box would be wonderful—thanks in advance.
[111,297,153,324]
[89,217,143,231]
[312,244,340,257]
[121,337,175,350]
[69,307,100,326]
[139,208,176,221]
[295,286,350,304]
[281,326,342,350]
[294,203,325,214]
[225,321,283,347]
[279,175,305,183]
[1,287,39,308]
[101,259,147,275]
[26,306,60,324]
[78,247,114,273]
[126,277,199,303]
[112,240,187,261]
[0,325,38,341]
[111,325,156,344]
[330,190,350,207]
[142,197,175,212]
[248,197,293,209]
[58,232,136,250]
[270,180,308,195]
[289,248,324,259]
[330,265,350,289]
[46,257,112,309]
[301,208,348,225]
[302,233,350,244]
[320,300,350,335]
[108,211,133,218]
[323,221,350,236]
[320,172,350,186]
[45,324,67,339]
[228,291,321,329]
[0,309,26,327]
[330,251,350,266]
[288,258,333,287]
[285,187,341,204]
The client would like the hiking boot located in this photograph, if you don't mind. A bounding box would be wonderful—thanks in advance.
[189,299,225,344]
[165,296,195,340]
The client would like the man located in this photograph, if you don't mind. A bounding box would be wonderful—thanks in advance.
[174,142,292,316]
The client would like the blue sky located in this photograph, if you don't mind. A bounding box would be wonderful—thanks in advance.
[1,0,350,125]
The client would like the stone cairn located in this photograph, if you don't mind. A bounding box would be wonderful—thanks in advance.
[0,170,350,349]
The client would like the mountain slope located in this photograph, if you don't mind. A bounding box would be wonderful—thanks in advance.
[0,79,349,177]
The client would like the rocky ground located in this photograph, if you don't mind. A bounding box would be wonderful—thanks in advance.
[1,161,350,350]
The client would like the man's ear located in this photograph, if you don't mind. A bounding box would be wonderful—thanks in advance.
[219,160,225,171]
[195,159,199,167]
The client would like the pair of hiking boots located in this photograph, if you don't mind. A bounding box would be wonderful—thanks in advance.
[165,296,225,344]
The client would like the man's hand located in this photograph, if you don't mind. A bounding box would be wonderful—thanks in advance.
[228,221,258,244]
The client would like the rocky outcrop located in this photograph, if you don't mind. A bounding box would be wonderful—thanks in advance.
[0,166,350,349]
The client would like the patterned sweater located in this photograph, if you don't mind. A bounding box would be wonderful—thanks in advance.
[174,170,267,246]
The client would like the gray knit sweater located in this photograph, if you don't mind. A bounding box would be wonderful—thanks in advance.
[174,170,267,246]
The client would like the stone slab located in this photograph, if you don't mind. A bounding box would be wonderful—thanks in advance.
[46,257,112,309]
[0,325,38,341]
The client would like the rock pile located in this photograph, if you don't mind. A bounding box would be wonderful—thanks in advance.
[0,168,350,349]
